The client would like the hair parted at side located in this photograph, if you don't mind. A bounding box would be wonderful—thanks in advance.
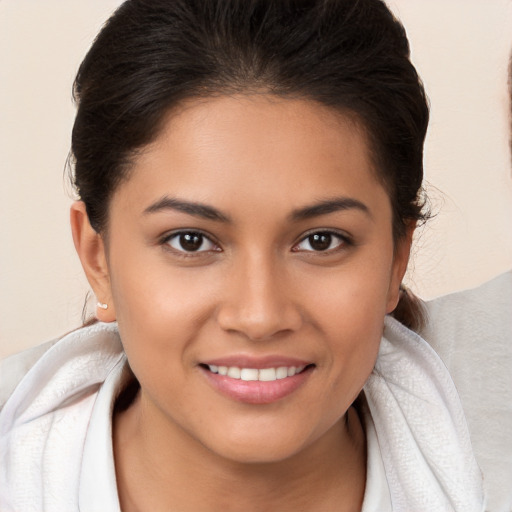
[71,0,429,330]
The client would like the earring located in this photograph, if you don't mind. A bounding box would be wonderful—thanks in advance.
[97,302,108,310]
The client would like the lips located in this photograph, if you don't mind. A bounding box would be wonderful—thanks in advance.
[199,357,314,404]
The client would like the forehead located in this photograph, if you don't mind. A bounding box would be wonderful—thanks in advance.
[112,95,389,218]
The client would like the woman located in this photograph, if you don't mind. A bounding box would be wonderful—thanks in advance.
[0,1,485,510]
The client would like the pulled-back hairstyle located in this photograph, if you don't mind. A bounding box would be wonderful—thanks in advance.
[71,0,429,330]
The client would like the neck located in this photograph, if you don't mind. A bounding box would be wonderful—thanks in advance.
[114,391,366,512]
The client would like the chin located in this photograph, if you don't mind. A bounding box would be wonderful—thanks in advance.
[213,439,304,466]
[200,418,328,466]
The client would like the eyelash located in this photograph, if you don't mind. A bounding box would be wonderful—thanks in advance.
[160,229,353,257]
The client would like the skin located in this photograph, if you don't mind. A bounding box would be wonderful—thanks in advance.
[71,95,412,511]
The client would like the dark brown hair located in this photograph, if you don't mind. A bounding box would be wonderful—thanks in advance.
[71,0,429,330]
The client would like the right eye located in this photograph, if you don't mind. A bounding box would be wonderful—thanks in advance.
[164,231,218,253]
[292,230,350,253]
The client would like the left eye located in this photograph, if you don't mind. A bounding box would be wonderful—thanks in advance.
[294,232,346,252]
[166,232,217,253]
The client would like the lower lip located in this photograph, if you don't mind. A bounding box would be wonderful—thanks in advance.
[200,367,313,405]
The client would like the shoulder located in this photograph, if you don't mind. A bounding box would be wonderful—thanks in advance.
[0,322,124,412]
[0,339,59,410]
[420,270,512,385]
[420,271,512,512]
[364,317,485,510]
[421,270,512,356]
[0,322,125,510]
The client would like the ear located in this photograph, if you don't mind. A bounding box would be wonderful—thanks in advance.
[70,201,116,322]
[386,222,415,314]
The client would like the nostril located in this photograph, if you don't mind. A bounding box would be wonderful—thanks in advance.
[216,302,303,341]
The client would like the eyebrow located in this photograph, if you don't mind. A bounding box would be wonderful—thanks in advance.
[290,197,372,221]
[143,196,231,223]
[143,195,370,223]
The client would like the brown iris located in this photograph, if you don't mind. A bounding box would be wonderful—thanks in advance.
[179,233,204,251]
[308,233,333,251]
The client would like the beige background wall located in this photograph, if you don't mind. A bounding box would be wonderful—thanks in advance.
[1,0,511,358]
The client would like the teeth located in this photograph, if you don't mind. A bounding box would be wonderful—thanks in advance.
[207,364,307,381]
[227,367,241,379]
[240,368,259,381]
[258,368,276,381]
[276,367,288,379]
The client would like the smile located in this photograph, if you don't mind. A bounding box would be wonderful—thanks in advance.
[200,361,314,404]
[206,365,306,381]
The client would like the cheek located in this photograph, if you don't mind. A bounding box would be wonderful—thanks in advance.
[301,250,394,333]
[298,250,394,387]
[107,246,221,377]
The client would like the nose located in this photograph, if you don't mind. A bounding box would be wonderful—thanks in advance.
[216,255,303,341]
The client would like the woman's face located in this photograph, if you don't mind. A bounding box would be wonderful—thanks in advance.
[78,95,410,464]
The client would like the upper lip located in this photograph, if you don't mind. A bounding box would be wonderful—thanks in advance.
[200,355,313,369]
